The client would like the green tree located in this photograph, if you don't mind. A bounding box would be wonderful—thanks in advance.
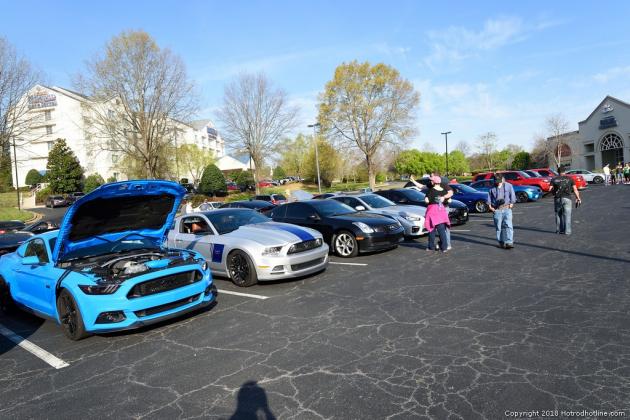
[235,170,254,190]
[277,134,310,178]
[199,164,226,195]
[304,138,339,187]
[25,169,43,186]
[318,61,420,190]
[84,173,105,193]
[106,175,117,183]
[447,150,470,176]
[273,166,286,179]
[512,151,531,170]
[46,139,84,193]
[394,149,446,176]
[176,144,214,184]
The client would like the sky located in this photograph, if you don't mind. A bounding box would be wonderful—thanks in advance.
[4,0,630,152]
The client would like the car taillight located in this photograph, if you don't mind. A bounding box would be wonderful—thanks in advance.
[0,230,5,235]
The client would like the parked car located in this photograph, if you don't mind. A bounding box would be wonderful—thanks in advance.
[565,169,605,184]
[329,193,427,239]
[0,180,216,340]
[226,182,239,191]
[65,192,85,204]
[530,168,588,189]
[22,221,59,235]
[220,200,276,215]
[45,195,69,208]
[375,189,469,225]
[255,194,287,205]
[473,171,552,192]
[0,231,33,256]
[257,180,274,188]
[448,184,491,213]
[469,180,542,203]
[313,193,337,199]
[168,209,328,286]
[269,200,404,257]
[0,220,26,234]
[193,201,223,212]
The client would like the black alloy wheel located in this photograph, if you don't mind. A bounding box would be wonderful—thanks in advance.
[516,192,529,203]
[593,176,603,184]
[474,200,489,213]
[228,250,258,287]
[56,289,89,341]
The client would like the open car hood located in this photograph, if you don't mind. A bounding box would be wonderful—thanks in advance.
[53,180,185,263]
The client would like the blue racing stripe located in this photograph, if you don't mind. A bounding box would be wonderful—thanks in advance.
[267,223,314,241]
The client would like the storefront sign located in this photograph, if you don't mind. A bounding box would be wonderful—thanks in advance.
[28,89,57,109]
[601,103,614,113]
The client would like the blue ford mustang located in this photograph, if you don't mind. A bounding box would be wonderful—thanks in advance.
[470,179,542,203]
[0,180,216,340]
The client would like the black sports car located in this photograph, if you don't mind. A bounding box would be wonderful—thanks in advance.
[269,199,404,257]
[375,188,469,225]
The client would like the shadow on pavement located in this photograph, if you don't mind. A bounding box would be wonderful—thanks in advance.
[0,309,46,356]
[230,380,276,420]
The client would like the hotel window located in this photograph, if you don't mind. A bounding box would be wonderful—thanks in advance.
[112,154,119,163]
[108,109,115,118]
[44,110,52,121]
[47,141,54,151]
[46,126,53,135]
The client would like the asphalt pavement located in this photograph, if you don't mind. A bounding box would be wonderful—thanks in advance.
[1,185,629,419]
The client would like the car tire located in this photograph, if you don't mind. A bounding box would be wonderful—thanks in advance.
[332,230,359,258]
[516,192,529,203]
[227,250,258,287]
[56,289,89,341]
[593,176,603,184]
[0,277,15,314]
[474,200,489,213]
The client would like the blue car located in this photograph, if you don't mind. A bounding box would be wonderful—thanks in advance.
[449,184,491,213]
[470,179,542,203]
[0,180,216,340]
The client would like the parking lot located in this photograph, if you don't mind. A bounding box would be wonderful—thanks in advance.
[1,185,629,419]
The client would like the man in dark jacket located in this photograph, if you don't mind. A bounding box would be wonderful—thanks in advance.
[550,166,582,235]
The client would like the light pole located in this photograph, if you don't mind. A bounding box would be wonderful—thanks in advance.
[441,131,451,177]
[307,123,322,193]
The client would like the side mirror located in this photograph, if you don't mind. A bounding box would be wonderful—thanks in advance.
[308,214,321,221]
[21,256,40,265]
[355,205,366,211]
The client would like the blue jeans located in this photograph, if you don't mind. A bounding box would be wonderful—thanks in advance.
[493,208,513,244]
[554,197,572,234]
[428,223,448,251]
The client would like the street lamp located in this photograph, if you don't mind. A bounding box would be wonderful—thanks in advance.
[307,123,322,193]
[441,131,451,177]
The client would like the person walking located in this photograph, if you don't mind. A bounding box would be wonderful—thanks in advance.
[624,163,630,184]
[184,200,193,214]
[423,175,451,252]
[487,173,516,249]
[550,166,582,235]
[603,163,611,185]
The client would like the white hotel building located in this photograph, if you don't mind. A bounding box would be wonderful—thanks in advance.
[11,85,225,187]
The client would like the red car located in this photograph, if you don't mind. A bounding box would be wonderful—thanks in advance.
[530,168,587,190]
[473,171,551,192]
[257,180,274,188]
[226,182,239,191]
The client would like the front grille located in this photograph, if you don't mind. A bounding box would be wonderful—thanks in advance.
[134,294,200,317]
[288,239,322,254]
[127,271,202,298]
[291,257,325,271]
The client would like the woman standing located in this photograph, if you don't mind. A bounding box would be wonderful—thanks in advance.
[423,175,451,252]
[624,163,630,184]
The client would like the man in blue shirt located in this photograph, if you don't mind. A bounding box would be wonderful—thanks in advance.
[487,173,517,249]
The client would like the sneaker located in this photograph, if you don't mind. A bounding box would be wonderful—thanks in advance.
[505,243,514,249]
[498,242,505,249]
[447,246,452,250]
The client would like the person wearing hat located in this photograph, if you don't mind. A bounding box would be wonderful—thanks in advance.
[550,166,582,235]
[487,173,517,249]
[422,175,451,252]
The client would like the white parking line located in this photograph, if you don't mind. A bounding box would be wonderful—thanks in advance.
[450,229,471,232]
[217,289,269,300]
[329,262,368,266]
[0,325,69,369]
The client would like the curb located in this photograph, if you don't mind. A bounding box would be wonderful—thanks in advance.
[24,211,42,224]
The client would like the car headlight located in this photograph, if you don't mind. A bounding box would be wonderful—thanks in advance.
[262,246,283,256]
[201,261,208,271]
[352,222,374,233]
[403,214,421,221]
[315,238,323,246]
[79,284,120,295]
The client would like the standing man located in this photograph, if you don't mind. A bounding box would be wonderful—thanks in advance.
[550,166,582,235]
[487,174,517,249]
[603,163,611,185]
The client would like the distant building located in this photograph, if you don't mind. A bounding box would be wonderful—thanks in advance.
[216,155,255,172]
[550,96,629,170]
[10,85,225,187]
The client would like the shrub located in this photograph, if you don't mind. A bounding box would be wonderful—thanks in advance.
[235,170,255,190]
[106,176,117,183]
[198,164,227,196]
[84,174,105,193]
[47,139,84,193]
[36,187,52,204]
[25,169,43,187]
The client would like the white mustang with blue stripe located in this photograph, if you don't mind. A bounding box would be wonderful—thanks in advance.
[168,208,329,286]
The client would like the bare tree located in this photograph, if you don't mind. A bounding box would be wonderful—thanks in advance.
[318,61,419,190]
[217,72,298,193]
[530,133,549,167]
[454,140,471,156]
[75,30,198,179]
[475,132,498,169]
[545,114,570,169]
[0,37,42,188]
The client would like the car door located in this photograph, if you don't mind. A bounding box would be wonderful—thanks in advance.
[171,215,215,259]
[283,203,332,242]
[11,238,56,316]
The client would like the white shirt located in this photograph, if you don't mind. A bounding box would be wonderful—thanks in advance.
[185,203,193,214]
[603,166,610,175]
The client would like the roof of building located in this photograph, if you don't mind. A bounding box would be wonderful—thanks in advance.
[579,95,630,124]
[47,85,90,101]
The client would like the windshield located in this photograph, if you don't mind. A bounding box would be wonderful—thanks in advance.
[360,194,395,208]
[310,199,355,216]
[62,237,157,261]
[402,189,426,201]
[206,209,270,235]
[455,184,479,194]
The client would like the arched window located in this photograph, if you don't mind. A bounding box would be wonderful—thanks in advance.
[599,133,624,151]
[560,143,571,156]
